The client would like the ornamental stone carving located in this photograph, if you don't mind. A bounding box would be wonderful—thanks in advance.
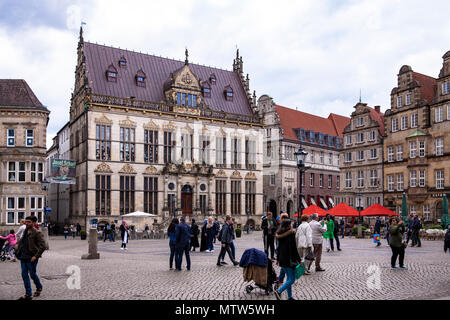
[94,162,113,173]
[216,169,227,178]
[231,170,242,179]
[119,116,137,128]
[143,119,159,130]
[119,163,137,174]
[95,114,113,125]
[144,165,158,175]
[163,121,177,131]
[184,123,194,133]
[245,172,257,180]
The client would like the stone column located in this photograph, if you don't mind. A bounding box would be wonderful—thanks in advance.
[81,228,100,259]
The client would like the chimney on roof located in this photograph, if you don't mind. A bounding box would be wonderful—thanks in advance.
[374,105,381,113]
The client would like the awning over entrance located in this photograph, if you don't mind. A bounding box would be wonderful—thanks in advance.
[310,197,317,206]
[320,197,328,210]
[301,196,308,209]
[328,197,335,208]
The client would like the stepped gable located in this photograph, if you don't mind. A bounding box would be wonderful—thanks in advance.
[83,42,253,116]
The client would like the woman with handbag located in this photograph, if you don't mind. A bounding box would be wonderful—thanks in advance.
[295,215,313,275]
[274,220,301,300]
[388,217,406,269]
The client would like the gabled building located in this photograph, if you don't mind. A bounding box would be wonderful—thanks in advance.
[0,79,50,228]
[383,50,450,223]
[258,95,350,217]
[68,28,264,228]
[336,102,385,210]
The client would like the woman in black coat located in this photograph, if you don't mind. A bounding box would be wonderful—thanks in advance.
[200,219,208,252]
[190,219,200,251]
[274,220,300,300]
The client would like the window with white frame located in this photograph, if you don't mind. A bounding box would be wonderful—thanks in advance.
[310,173,314,187]
[369,130,376,141]
[392,118,399,132]
[435,138,444,156]
[7,129,15,146]
[410,205,416,215]
[328,175,332,188]
[337,155,340,166]
[320,152,324,164]
[370,169,378,187]
[388,146,394,162]
[448,105,450,120]
[406,93,412,105]
[370,148,377,159]
[31,162,44,182]
[435,106,444,122]
[349,197,354,208]
[357,150,364,161]
[310,151,315,163]
[8,161,26,182]
[26,129,34,146]
[410,170,417,187]
[409,141,417,158]
[397,96,403,108]
[319,174,323,188]
[419,170,426,187]
[345,172,352,188]
[357,170,364,188]
[401,116,408,130]
[328,153,332,165]
[419,141,425,157]
[345,152,352,162]
[356,117,364,127]
[396,145,403,161]
[443,81,450,95]
[30,196,44,223]
[346,135,352,145]
[397,174,404,191]
[270,173,275,185]
[357,132,364,143]
[336,176,340,189]
[411,113,418,128]
[423,205,430,221]
[436,170,444,189]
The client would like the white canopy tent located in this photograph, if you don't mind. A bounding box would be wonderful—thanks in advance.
[120,211,158,231]
[121,211,158,217]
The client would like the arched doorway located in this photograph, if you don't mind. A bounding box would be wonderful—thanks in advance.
[181,185,193,215]
[269,200,277,218]
[286,200,293,216]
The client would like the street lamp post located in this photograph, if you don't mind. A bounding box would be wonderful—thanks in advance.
[246,208,250,234]
[294,146,308,227]
[41,179,50,227]
[356,193,363,238]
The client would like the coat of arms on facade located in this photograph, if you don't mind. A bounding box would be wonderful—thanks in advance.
[119,163,136,174]
[144,165,158,175]
[94,162,113,173]
[182,72,192,85]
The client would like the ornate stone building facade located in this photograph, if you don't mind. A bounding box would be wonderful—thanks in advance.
[68,28,264,228]
[383,50,450,222]
[258,95,349,217]
[0,80,50,228]
[336,102,385,210]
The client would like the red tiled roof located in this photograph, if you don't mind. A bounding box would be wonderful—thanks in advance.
[275,105,350,141]
[0,79,47,111]
[364,106,385,136]
[412,72,436,104]
[84,42,253,116]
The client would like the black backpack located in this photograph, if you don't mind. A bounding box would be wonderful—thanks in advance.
[217,227,223,242]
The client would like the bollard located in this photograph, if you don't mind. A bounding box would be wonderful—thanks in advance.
[81,228,100,260]
[42,227,50,250]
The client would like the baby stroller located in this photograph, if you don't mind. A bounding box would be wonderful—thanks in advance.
[0,238,9,262]
[240,248,277,295]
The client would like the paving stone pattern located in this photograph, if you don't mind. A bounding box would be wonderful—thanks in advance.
[0,232,449,300]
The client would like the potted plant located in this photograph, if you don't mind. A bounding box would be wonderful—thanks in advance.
[80,230,87,240]
[235,228,242,238]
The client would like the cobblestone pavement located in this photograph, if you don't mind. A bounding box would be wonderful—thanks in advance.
[0,232,449,300]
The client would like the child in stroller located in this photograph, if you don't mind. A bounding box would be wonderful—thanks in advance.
[0,237,9,261]
[240,248,278,295]
[0,230,18,262]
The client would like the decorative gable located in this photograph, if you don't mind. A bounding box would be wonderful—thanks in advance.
[144,165,158,175]
[95,114,113,125]
[119,163,136,174]
[119,116,136,128]
[143,119,159,130]
[94,162,113,173]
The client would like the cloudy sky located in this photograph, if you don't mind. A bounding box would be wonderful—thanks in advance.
[1,0,449,148]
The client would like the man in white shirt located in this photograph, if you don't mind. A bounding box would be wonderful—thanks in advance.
[309,213,327,272]
[15,219,27,241]
[295,215,313,274]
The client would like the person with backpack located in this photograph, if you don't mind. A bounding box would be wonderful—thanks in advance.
[216,216,239,267]
[14,216,46,300]
[1,230,18,262]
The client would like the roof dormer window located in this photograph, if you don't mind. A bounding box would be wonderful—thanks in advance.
[210,74,216,84]
[119,56,127,67]
[201,81,211,97]
[106,64,118,82]
[224,86,233,101]
[135,69,146,87]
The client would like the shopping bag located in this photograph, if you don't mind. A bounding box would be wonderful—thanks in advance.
[373,234,381,243]
[295,263,305,280]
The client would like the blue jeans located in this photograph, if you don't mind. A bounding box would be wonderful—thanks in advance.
[206,235,214,251]
[277,267,295,299]
[169,240,176,268]
[175,243,191,270]
[21,260,42,296]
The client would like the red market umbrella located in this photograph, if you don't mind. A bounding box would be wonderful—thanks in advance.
[360,203,399,217]
[293,205,327,217]
[326,203,360,217]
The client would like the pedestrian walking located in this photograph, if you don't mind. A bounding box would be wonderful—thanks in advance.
[216,216,239,267]
[411,214,422,247]
[14,216,46,300]
[321,214,334,252]
[295,215,313,275]
[167,218,179,270]
[340,218,345,238]
[70,224,77,239]
[220,218,237,264]
[374,217,382,247]
[309,213,327,272]
[76,223,81,236]
[103,222,113,242]
[16,219,27,241]
[110,222,116,241]
[1,230,18,262]
[262,212,277,260]
[120,220,129,250]
[274,220,301,300]
[175,217,191,271]
[444,225,450,254]
[200,219,208,252]
[406,214,414,245]
[203,217,216,252]
[190,219,200,251]
[388,217,406,269]
[63,225,69,240]
[213,218,220,244]
[330,216,341,251]
[384,219,390,246]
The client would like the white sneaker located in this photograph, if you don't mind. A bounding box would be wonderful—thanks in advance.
[120,247,124,250]
[206,249,211,252]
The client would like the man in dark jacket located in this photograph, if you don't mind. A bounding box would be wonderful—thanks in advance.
[406,214,414,245]
[411,214,422,247]
[262,212,278,260]
[14,216,46,300]
[213,218,220,244]
[175,217,192,271]
[217,216,239,266]
[374,217,382,247]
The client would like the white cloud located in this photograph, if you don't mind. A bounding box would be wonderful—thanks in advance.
[0,0,449,149]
